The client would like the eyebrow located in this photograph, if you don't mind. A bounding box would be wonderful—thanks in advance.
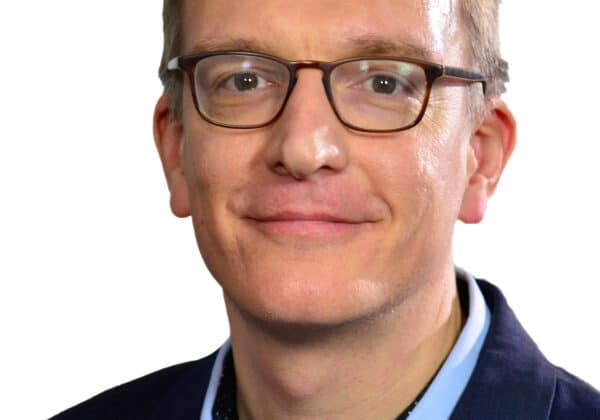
[187,37,276,56]
[186,34,436,62]
[338,34,436,61]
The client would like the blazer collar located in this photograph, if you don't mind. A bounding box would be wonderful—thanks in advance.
[151,350,218,420]
[450,279,556,420]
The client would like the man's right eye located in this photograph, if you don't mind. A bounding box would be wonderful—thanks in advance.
[223,72,267,92]
[367,75,398,94]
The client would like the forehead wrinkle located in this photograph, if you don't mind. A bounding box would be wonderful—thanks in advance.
[185,34,437,62]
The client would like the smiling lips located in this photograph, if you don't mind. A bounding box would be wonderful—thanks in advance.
[245,211,378,237]
[229,181,388,239]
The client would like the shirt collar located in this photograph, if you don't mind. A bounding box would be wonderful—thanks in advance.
[407,267,491,419]
[200,268,490,420]
[450,279,557,420]
[200,337,231,420]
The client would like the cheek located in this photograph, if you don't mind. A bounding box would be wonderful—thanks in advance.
[421,90,472,187]
[182,123,257,200]
[361,132,439,202]
[353,134,437,254]
[181,124,258,251]
[182,136,228,215]
[180,125,267,289]
[355,116,469,234]
[179,85,255,201]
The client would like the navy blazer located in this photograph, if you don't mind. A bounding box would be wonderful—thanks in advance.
[51,280,600,419]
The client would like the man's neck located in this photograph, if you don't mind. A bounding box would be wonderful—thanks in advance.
[225,267,465,420]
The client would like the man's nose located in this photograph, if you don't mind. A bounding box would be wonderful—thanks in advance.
[264,70,350,180]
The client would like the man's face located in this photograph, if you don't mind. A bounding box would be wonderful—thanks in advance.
[176,0,476,326]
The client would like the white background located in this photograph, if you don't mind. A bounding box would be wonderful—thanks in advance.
[1,1,599,419]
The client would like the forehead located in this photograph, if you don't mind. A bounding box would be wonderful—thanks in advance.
[181,0,463,62]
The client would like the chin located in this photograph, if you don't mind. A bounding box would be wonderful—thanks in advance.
[221,264,397,332]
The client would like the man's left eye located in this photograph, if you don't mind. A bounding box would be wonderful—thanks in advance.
[225,72,268,91]
[363,75,406,95]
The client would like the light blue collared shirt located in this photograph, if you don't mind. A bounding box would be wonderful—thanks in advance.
[407,269,491,419]
[200,269,490,420]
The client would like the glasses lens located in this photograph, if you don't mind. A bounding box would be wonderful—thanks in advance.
[330,60,427,131]
[194,54,290,127]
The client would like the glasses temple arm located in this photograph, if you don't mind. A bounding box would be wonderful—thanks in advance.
[443,66,487,94]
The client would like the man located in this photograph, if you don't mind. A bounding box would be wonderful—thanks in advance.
[52,0,599,419]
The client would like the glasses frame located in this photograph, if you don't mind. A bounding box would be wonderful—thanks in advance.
[168,51,487,133]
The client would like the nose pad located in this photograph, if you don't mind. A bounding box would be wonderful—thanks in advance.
[280,72,336,121]
[321,77,332,107]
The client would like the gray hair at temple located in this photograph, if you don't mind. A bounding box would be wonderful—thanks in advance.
[157,0,509,121]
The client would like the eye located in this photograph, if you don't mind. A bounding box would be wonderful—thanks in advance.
[363,75,406,95]
[224,72,268,92]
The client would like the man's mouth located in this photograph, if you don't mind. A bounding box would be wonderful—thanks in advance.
[245,211,373,237]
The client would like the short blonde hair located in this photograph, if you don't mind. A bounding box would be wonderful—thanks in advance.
[158,0,508,120]
[461,0,508,96]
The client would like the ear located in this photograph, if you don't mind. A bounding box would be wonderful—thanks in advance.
[153,93,190,218]
[459,98,517,224]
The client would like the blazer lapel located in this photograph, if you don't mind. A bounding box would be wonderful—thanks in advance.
[450,280,556,420]
[151,350,218,420]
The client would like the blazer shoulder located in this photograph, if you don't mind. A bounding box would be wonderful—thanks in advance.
[549,366,600,419]
[50,353,217,420]
[452,278,599,420]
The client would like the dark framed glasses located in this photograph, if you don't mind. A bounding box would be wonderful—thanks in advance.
[168,51,486,132]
